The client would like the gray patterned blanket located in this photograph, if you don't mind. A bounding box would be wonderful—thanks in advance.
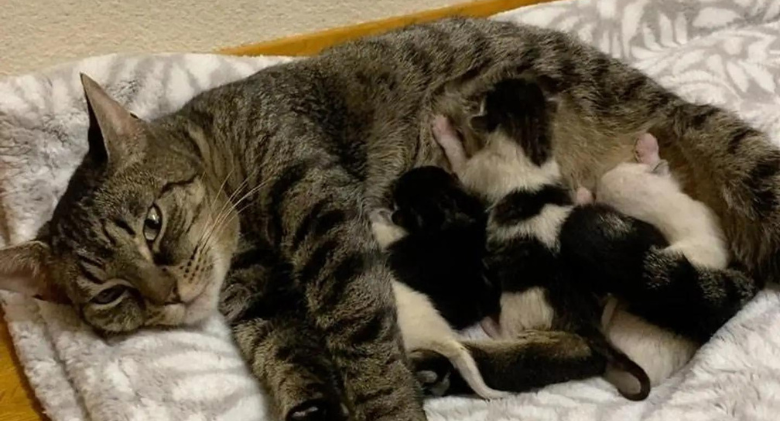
[2,1,780,420]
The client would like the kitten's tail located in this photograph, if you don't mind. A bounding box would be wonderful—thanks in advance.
[628,248,760,343]
[582,328,651,401]
[412,331,606,397]
[429,340,511,400]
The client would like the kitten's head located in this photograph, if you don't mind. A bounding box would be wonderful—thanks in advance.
[391,166,483,232]
[434,77,560,201]
[0,75,239,333]
[468,77,556,167]
[595,133,674,204]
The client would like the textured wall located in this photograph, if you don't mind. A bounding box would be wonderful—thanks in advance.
[0,0,462,76]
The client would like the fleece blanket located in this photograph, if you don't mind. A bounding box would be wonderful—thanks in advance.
[2,0,780,420]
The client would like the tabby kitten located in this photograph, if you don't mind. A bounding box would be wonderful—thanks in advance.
[0,17,775,420]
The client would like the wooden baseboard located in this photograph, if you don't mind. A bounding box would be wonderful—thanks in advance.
[219,0,555,57]
[0,307,47,421]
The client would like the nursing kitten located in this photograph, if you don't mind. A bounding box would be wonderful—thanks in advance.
[575,132,728,385]
[376,166,497,330]
[0,17,773,420]
[434,78,655,400]
[370,167,506,399]
[593,133,729,269]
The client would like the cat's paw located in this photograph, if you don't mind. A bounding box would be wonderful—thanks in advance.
[409,349,453,397]
[287,398,347,421]
[480,316,503,339]
[369,209,406,249]
[634,133,660,166]
[369,208,393,224]
[432,115,467,173]
[432,115,457,139]
[575,186,594,205]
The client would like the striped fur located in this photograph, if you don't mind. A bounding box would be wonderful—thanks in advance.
[0,17,777,420]
[436,77,760,399]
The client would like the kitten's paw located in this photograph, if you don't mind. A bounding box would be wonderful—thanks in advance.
[369,208,393,224]
[575,186,594,205]
[369,209,406,249]
[287,398,347,421]
[634,133,660,166]
[432,115,457,139]
[432,115,467,173]
[480,316,503,339]
[409,349,453,397]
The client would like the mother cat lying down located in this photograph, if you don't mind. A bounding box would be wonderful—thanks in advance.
[0,17,775,421]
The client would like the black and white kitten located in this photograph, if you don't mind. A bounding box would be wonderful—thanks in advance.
[370,168,506,399]
[436,76,756,399]
[575,132,726,386]
[434,78,655,400]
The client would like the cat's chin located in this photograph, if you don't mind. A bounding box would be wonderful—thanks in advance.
[183,259,230,325]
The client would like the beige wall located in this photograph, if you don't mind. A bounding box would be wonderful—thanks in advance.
[0,0,463,77]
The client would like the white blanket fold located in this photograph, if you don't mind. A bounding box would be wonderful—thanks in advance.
[2,1,780,420]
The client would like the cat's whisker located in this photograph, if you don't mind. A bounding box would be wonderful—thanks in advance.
[198,169,252,247]
[200,178,270,247]
[197,167,236,245]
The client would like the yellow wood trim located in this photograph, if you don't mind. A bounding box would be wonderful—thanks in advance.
[0,307,48,421]
[219,0,556,56]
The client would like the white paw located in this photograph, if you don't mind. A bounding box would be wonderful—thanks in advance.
[575,186,594,204]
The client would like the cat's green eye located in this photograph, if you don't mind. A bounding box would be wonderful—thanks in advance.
[143,205,163,243]
[93,286,127,305]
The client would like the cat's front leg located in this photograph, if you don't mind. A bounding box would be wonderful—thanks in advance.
[266,155,425,421]
[221,237,347,421]
[233,316,347,421]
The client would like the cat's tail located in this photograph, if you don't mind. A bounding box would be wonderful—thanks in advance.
[626,248,760,343]
[427,339,511,400]
[412,331,606,397]
[580,327,651,401]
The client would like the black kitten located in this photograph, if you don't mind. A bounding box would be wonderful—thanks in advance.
[388,166,498,330]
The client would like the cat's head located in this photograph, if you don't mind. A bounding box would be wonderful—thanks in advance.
[0,75,239,334]
[391,166,484,233]
[434,77,560,201]
[595,133,674,203]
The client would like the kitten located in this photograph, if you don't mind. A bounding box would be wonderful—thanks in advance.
[592,133,729,269]
[434,78,652,400]
[1,17,771,420]
[573,132,727,385]
[370,166,507,399]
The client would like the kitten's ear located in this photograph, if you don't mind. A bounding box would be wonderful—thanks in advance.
[0,241,66,303]
[652,159,671,176]
[635,133,660,166]
[81,74,144,166]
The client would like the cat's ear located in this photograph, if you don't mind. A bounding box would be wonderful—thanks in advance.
[80,74,145,166]
[635,133,660,166]
[0,241,67,303]
[652,159,671,176]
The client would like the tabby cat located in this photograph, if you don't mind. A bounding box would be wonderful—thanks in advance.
[0,17,775,421]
